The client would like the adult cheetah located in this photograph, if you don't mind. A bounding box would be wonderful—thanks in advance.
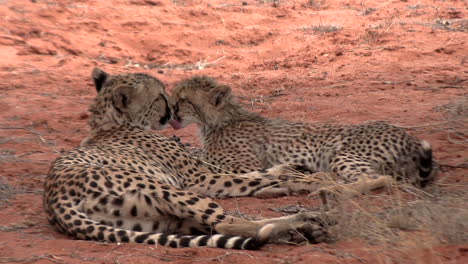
[169,76,436,197]
[43,68,330,249]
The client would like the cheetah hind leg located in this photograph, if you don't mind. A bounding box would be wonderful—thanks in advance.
[80,190,216,235]
[81,190,331,245]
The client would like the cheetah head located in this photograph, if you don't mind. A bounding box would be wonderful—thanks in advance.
[169,75,233,129]
[89,68,171,131]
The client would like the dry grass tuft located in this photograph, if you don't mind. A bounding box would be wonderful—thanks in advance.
[434,19,468,33]
[432,95,468,146]
[417,19,468,33]
[0,179,18,208]
[329,183,468,247]
[298,24,342,35]
[436,95,468,120]
[307,0,329,10]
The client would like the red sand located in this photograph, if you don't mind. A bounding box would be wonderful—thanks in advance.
[0,0,466,263]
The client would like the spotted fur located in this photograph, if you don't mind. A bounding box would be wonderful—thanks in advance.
[170,76,437,197]
[43,68,330,249]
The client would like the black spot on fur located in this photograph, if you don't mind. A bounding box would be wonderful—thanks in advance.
[216,214,226,220]
[132,223,142,232]
[208,202,219,208]
[248,181,261,187]
[204,209,215,215]
[86,225,95,233]
[198,235,210,247]
[144,195,152,205]
[233,237,245,249]
[233,178,243,184]
[108,233,116,242]
[113,197,124,206]
[158,235,168,245]
[168,240,178,248]
[130,206,138,217]
[162,191,171,202]
[179,236,191,247]
[99,196,108,205]
[243,238,264,250]
[135,233,150,243]
[216,235,233,248]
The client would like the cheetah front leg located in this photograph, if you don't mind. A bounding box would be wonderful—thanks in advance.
[314,154,398,204]
[316,174,395,205]
[253,170,344,199]
[186,164,328,198]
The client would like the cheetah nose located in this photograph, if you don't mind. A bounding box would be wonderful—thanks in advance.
[169,119,182,130]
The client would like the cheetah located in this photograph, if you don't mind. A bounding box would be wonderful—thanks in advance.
[169,76,436,197]
[43,68,331,249]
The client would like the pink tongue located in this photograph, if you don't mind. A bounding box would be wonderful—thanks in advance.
[169,119,182,130]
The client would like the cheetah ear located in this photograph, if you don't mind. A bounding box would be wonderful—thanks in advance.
[209,85,232,107]
[92,67,108,92]
[112,86,133,113]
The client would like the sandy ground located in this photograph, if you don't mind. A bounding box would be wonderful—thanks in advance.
[0,0,467,263]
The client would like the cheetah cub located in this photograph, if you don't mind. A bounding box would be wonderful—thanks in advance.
[169,76,436,197]
[43,68,330,249]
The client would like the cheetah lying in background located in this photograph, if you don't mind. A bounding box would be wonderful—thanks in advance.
[43,68,331,249]
[169,76,436,197]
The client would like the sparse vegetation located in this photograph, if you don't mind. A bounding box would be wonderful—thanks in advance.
[307,0,328,10]
[342,2,376,16]
[436,95,468,120]
[126,56,226,71]
[362,28,385,43]
[298,24,342,35]
[0,179,17,207]
[329,184,468,246]
[419,19,468,33]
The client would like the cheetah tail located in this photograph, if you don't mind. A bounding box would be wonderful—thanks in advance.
[126,232,265,249]
[418,140,434,186]
[59,216,264,249]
